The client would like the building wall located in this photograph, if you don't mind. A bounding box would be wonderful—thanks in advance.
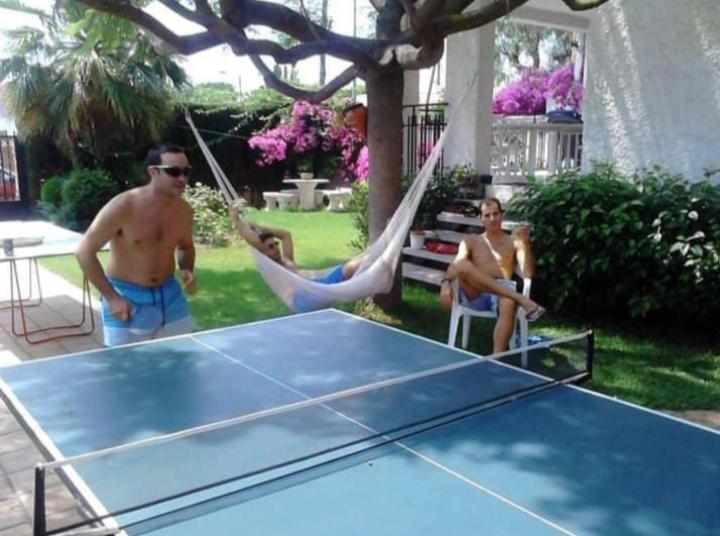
[583,0,720,181]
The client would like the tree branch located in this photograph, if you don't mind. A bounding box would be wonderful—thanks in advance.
[561,0,611,10]
[80,0,378,68]
[230,0,377,56]
[415,0,447,24]
[76,0,223,54]
[436,0,532,36]
[249,54,360,103]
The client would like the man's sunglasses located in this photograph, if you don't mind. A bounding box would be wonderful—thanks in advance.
[152,165,192,178]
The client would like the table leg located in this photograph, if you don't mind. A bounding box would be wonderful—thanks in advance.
[10,263,96,345]
[1,258,42,310]
[296,184,316,210]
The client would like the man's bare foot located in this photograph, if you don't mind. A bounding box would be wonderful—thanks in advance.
[525,305,546,323]
[440,283,453,311]
[520,298,545,322]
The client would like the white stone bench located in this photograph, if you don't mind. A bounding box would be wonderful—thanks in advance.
[326,189,352,212]
[263,191,299,211]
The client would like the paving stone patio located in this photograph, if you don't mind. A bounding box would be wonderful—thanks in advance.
[1,263,103,535]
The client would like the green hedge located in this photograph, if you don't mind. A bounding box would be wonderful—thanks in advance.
[511,164,720,325]
[39,169,120,231]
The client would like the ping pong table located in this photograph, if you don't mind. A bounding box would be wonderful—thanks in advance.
[0,309,718,536]
[0,220,96,344]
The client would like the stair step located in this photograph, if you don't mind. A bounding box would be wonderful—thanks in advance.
[402,247,453,263]
[433,229,468,243]
[401,263,445,287]
[436,212,530,231]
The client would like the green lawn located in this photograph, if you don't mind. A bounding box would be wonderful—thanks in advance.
[41,210,720,412]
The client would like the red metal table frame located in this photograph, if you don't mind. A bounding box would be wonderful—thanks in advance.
[3,257,96,344]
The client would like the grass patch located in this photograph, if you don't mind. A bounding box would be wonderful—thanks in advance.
[41,210,720,412]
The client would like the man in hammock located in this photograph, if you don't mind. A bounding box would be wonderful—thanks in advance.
[440,197,545,352]
[229,206,365,284]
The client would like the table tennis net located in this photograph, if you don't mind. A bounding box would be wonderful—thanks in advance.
[36,331,593,536]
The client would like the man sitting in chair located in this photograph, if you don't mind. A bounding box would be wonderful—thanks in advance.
[439,197,544,352]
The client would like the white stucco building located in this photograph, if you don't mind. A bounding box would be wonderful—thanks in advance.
[407,0,720,185]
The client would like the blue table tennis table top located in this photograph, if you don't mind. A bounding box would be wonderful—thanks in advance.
[0,309,718,536]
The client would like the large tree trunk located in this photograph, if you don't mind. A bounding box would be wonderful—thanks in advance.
[366,68,404,310]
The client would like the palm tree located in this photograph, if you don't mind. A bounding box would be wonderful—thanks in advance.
[0,0,187,168]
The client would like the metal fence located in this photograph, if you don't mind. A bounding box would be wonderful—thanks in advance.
[0,133,29,219]
[401,106,583,183]
[0,134,20,202]
[402,103,447,178]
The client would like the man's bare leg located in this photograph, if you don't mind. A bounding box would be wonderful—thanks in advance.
[451,260,541,314]
[493,298,516,352]
[342,253,368,279]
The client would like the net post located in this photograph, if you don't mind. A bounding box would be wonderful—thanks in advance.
[587,330,595,379]
[33,464,46,536]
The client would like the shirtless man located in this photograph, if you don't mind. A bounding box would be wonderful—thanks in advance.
[440,197,544,352]
[75,144,196,346]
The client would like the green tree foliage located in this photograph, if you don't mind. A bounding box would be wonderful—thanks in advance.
[495,19,574,86]
[178,82,239,108]
[0,0,187,168]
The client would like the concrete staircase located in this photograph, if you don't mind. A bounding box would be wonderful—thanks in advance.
[402,210,525,287]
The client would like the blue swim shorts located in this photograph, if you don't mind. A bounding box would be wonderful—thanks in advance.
[292,264,346,313]
[460,279,517,315]
[101,276,193,347]
[311,264,345,285]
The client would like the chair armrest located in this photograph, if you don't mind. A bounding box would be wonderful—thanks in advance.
[513,265,533,298]
[451,279,461,304]
[522,277,532,298]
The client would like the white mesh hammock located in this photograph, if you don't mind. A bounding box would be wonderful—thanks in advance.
[186,79,475,313]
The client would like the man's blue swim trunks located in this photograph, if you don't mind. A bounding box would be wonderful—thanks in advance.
[292,264,346,313]
[460,279,517,315]
[312,264,345,285]
[101,276,193,347]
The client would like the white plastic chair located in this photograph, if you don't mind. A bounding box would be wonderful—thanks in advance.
[447,267,532,362]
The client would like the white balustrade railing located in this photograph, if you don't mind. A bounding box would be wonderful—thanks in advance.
[491,116,583,183]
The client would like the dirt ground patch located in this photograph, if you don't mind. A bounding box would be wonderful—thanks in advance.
[668,410,720,430]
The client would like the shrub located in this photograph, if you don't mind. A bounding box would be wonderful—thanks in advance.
[403,172,459,230]
[349,181,369,251]
[511,164,720,325]
[350,172,459,251]
[184,183,233,246]
[40,176,64,207]
[59,169,120,230]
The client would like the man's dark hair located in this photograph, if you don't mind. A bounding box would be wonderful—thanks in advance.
[257,231,274,242]
[146,144,186,166]
[480,197,503,213]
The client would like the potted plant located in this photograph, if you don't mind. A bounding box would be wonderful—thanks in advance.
[450,164,483,198]
[297,158,314,180]
[409,229,426,249]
